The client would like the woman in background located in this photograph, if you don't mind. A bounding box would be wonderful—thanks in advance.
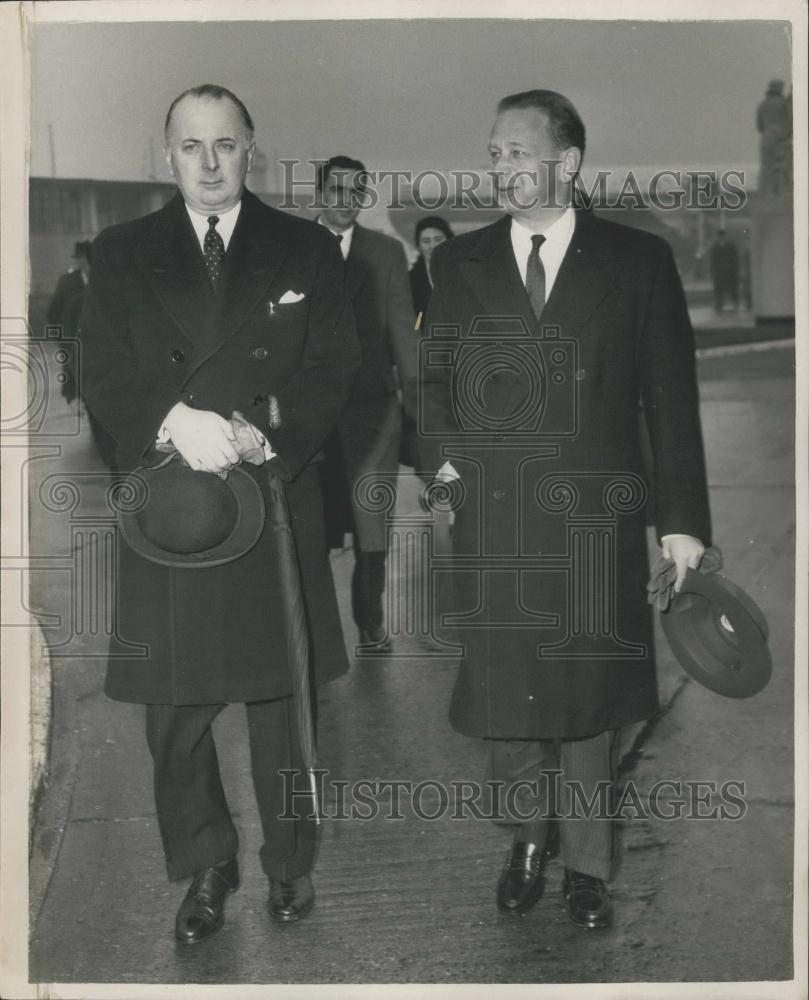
[403,215,455,470]
[409,215,454,323]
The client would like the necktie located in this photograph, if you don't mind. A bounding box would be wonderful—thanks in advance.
[203,215,225,286]
[526,234,547,319]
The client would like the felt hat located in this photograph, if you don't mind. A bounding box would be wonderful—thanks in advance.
[118,457,265,568]
[660,568,771,699]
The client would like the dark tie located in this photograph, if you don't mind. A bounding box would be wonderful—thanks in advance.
[203,215,226,286]
[526,234,547,319]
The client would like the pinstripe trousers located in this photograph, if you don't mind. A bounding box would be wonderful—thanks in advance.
[145,695,316,882]
[486,730,619,881]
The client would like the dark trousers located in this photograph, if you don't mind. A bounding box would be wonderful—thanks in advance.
[350,544,386,631]
[145,696,316,882]
[486,730,618,881]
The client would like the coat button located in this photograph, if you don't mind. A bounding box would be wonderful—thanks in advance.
[170,349,185,363]
[493,489,506,500]
[252,346,269,360]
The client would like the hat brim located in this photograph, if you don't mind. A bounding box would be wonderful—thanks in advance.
[118,464,266,568]
[660,569,772,699]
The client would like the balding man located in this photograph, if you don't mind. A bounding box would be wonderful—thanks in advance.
[77,84,360,943]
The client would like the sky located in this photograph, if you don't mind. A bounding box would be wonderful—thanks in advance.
[30,18,792,184]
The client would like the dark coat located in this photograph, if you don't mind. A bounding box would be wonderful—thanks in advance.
[321,223,416,551]
[76,190,361,705]
[409,254,433,317]
[47,269,86,326]
[418,210,711,740]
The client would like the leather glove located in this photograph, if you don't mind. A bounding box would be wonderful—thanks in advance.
[647,544,724,612]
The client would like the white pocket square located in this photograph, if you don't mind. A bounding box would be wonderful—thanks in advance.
[277,289,305,305]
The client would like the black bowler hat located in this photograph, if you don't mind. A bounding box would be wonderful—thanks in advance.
[660,569,772,699]
[118,457,266,568]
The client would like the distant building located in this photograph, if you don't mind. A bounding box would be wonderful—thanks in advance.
[29,177,176,300]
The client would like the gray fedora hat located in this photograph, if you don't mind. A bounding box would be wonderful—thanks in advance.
[660,569,771,699]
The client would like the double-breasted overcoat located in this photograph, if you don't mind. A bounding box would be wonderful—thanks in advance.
[77,190,361,705]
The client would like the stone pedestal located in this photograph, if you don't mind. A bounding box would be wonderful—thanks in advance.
[750,193,794,322]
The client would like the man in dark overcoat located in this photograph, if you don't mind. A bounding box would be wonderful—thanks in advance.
[709,229,739,312]
[315,156,416,650]
[76,85,360,943]
[417,90,711,929]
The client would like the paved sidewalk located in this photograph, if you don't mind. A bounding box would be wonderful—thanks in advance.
[27,343,796,986]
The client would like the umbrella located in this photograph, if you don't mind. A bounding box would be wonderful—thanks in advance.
[157,410,321,820]
[228,409,320,824]
[264,464,320,823]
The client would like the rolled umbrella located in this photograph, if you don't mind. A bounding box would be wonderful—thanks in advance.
[264,464,320,823]
[152,411,320,820]
[228,409,320,823]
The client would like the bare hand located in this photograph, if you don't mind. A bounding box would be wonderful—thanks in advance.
[162,402,240,474]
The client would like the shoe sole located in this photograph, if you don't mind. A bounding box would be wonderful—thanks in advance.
[564,911,612,930]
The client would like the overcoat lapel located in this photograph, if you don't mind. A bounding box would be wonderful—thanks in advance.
[134,193,213,348]
[344,224,370,299]
[134,190,289,365]
[459,216,536,335]
[539,209,622,338]
[457,210,622,340]
[213,190,289,350]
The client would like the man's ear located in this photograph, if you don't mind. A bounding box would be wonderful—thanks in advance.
[163,146,175,178]
[560,146,582,184]
[246,140,256,173]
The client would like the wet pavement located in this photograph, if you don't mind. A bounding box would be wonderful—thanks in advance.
[25,342,796,986]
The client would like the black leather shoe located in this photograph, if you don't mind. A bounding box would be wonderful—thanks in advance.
[175,857,239,945]
[358,626,392,652]
[562,868,612,929]
[268,873,315,923]
[497,841,549,915]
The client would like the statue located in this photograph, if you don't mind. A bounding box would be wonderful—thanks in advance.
[756,79,792,197]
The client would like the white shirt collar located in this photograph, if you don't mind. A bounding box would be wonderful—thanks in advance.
[317,216,354,259]
[510,206,576,298]
[185,200,242,252]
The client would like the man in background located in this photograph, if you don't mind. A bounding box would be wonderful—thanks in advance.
[316,155,416,651]
[710,228,739,312]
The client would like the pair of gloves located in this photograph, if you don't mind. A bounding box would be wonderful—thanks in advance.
[155,410,268,479]
[646,544,724,612]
